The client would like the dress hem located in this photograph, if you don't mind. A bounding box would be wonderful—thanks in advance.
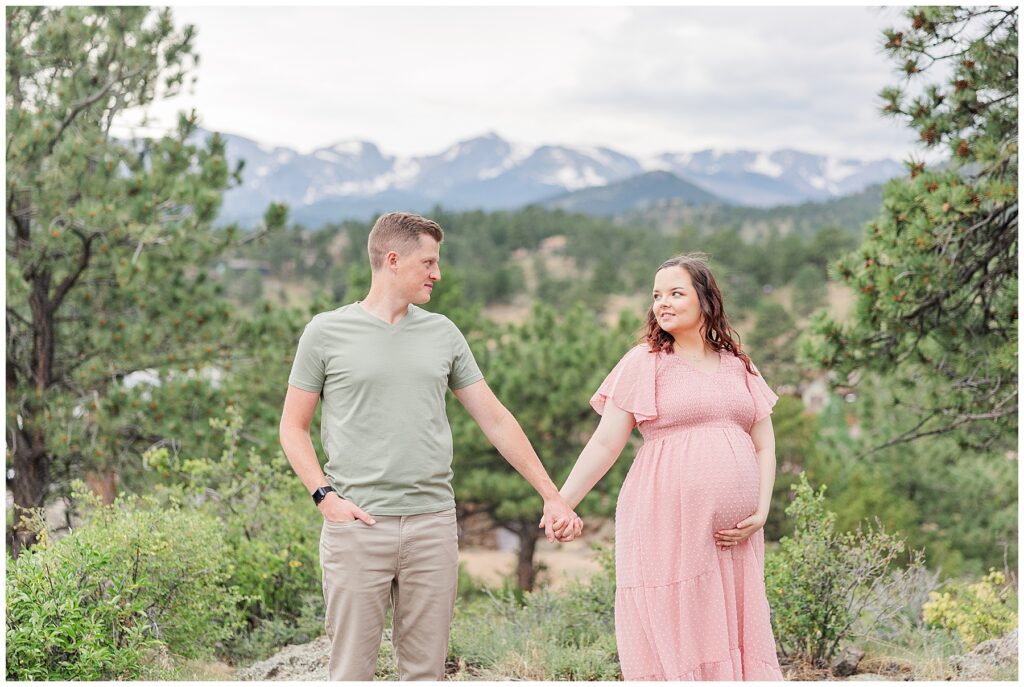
[624,650,784,681]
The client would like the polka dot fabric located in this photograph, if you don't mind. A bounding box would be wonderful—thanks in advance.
[591,344,784,681]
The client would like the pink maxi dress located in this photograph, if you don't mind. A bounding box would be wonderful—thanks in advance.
[591,344,785,681]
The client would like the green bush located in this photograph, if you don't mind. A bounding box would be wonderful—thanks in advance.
[220,485,323,632]
[148,406,325,661]
[221,592,325,663]
[216,483,325,662]
[922,569,1018,649]
[5,489,243,680]
[765,473,925,665]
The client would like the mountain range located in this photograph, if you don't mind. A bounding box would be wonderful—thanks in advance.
[205,130,904,226]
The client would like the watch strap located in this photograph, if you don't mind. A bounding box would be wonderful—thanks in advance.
[311,485,336,505]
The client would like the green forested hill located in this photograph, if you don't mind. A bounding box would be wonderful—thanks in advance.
[539,170,723,215]
[628,183,884,238]
[225,202,862,328]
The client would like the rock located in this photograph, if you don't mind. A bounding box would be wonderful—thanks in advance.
[846,673,885,681]
[238,630,399,681]
[237,637,331,681]
[949,628,1018,680]
[832,646,865,677]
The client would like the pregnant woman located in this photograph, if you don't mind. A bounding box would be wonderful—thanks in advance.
[549,253,784,681]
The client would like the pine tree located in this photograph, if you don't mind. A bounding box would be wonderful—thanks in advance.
[803,6,1017,449]
[5,7,285,552]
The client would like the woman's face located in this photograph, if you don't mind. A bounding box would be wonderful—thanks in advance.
[652,266,704,336]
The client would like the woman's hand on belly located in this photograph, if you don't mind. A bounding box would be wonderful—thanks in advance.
[713,511,767,550]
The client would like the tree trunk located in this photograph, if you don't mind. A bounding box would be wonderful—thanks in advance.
[7,260,57,557]
[515,527,540,591]
[85,468,119,504]
[9,427,50,557]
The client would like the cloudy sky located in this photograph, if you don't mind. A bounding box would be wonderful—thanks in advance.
[139,5,924,161]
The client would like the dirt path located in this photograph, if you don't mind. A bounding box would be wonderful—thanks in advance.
[459,539,604,590]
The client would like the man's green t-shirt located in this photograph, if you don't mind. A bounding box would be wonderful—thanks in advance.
[287,302,483,516]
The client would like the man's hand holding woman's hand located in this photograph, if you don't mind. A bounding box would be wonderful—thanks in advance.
[319,492,377,526]
[539,497,583,543]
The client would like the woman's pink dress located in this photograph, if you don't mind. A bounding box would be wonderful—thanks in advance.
[591,344,784,681]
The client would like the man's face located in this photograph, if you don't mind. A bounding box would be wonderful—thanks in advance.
[394,235,442,304]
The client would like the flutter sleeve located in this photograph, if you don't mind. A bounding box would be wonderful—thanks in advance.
[589,345,658,424]
[744,360,779,424]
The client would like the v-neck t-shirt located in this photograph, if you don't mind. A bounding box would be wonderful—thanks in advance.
[287,302,484,515]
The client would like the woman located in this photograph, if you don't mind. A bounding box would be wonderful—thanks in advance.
[549,254,784,681]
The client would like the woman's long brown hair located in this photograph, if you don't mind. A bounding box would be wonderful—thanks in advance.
[642,253,756,375]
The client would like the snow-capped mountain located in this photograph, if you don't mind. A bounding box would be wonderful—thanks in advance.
[204,130,903,226]
[652,149,903,207]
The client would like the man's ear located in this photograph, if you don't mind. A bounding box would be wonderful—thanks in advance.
[385,250,400,271]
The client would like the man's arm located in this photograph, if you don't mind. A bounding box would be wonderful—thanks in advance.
[279,385,375,525]
[452,379,582,542]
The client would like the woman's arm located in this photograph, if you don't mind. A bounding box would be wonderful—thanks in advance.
[749,415,777,520]
[558,401,637,510]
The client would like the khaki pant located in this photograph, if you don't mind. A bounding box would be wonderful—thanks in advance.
[319,507,459,681]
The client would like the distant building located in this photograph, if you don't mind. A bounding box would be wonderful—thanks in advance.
[801,378,830,414]
[213,258,271,276]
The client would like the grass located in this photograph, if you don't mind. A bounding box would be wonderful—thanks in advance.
[858,629,963,680]
[446,545,622,681]
[166,658,238,680]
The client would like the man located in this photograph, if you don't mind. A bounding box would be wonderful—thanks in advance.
[279,212,582,681]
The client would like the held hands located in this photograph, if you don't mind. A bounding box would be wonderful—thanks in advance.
[538,497,584,543]
[319,492,377,526]
[714,511,766,550]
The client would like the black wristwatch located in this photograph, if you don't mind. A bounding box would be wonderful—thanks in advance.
[311,485,336,506]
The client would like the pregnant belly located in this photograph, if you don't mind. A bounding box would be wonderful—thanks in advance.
[681,448,761,533]
[615,434,763,587]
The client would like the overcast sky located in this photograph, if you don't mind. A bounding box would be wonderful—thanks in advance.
[136,5,925,161]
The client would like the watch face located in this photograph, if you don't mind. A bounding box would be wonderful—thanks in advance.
[313,486,334,504]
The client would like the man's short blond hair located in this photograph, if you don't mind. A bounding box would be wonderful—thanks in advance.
[367,212,445,270]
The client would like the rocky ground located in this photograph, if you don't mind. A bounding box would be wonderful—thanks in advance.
[237,629,1019,681]
[237,637,331,681]
[948,629,1018,681]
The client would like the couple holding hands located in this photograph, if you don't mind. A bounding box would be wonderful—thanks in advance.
[279,212,784,681]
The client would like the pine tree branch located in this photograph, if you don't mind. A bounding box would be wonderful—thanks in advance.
[861,389,1017,455]
[47,61,147,157]
[909,8,1017,68]
[49,227,100,315]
